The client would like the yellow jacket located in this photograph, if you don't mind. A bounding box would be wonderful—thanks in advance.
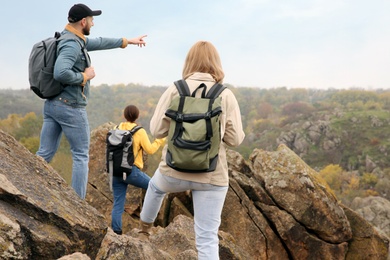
[117,122,165,170]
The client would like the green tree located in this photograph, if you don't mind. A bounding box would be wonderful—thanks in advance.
[375,178,390,200]
[319,164,344,192]
[14,112,42,140]
[20,136,40,154]
[257,102,273,119]
[360,173,378,189]
[0,113,21,133]
[281,102,314,117]
[331,90,379,107]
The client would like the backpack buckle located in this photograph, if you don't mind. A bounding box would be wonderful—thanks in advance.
[176,113,184,122]
[204,111,211,120]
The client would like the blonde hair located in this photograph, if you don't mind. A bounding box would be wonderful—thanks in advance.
[182,41,225,83]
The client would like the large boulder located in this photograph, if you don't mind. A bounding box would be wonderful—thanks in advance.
[350,196,390,239]
[96,228,171,259]
[342,205,389,260]
[250,144,352,243]
[0,130,107,259]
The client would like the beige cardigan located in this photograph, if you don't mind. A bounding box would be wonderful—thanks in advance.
[150,72,245,186]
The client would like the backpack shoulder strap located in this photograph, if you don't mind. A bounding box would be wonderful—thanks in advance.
[57,32,82,46]
[130,125,143,161]
[174,80,191,96]
[206,83,226,99]
[58,32,90,67]
[130,125,143,134]
[54,31,61,39]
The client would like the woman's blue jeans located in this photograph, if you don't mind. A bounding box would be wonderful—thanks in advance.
[111,166,151,233]
[140,169,228,260]
[36,99,90,199]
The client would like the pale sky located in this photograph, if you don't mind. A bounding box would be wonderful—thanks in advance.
[1,0,389,90]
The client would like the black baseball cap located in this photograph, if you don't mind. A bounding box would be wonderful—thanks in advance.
[68,3,102,23]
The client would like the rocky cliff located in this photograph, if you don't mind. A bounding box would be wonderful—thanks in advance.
[0,130,107,259]
[1,126,389,259]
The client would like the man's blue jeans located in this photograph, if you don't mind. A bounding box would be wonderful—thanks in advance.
[36,99,90,199]
[111,166,151,233]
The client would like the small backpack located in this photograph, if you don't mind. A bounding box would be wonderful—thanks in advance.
[28,32,88,99]
[165,79,226,173]
[106,125,143,190]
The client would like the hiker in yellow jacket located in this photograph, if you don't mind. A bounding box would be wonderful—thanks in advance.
[111,104,165,235]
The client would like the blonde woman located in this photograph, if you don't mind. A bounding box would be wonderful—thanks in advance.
[139,41,245,259]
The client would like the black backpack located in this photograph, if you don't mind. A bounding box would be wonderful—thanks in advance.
[28,32,88,99]
[106,126,142,189]
[165,79,226,172]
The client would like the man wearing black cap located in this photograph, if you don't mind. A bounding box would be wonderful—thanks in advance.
[36,3,147,200]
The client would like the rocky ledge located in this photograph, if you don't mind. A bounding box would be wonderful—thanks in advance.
[0,125,389,259]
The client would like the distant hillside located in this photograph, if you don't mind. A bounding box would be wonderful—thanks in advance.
[0,89,43,119]
[2,84,390,204]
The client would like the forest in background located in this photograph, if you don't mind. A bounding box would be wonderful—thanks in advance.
[2,83,390,205]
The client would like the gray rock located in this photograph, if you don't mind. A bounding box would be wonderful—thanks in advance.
[57,252,90,260]
[351,196,390,239]
[0,130,107,259]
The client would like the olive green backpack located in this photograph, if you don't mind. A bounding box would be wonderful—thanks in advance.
[165,79,226,172]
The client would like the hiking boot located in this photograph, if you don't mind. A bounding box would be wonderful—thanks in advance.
[138,220,153,241]
[113,230,122,235]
